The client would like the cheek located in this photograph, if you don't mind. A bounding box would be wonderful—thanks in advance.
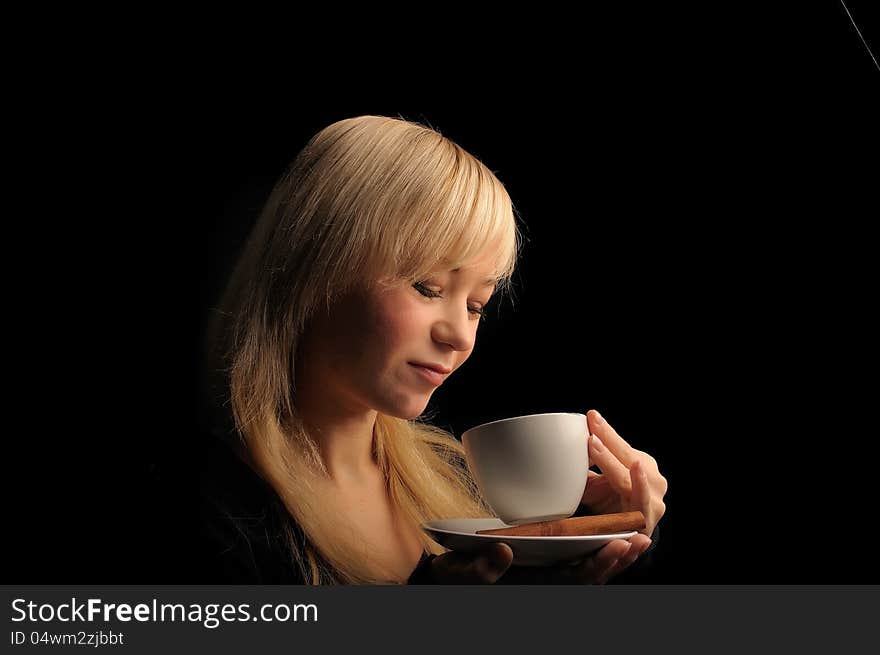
[368,302,424,356]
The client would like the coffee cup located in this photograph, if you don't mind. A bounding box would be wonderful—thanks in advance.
[461,412,589,525]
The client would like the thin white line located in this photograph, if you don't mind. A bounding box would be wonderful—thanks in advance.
[840,0,880,73]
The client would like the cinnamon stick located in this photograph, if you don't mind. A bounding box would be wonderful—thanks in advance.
[475,511,645,537]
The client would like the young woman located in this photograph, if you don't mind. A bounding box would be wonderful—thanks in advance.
[198,115,667,584]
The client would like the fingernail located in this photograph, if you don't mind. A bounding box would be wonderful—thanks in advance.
[591,434,603,451]
[593,410,604,424]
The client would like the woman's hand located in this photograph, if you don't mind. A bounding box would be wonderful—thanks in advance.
[497,534,653,584]
[427,543,514,583]
[428,538,652,584]
[426,408,666,585]
[581,409,668,538]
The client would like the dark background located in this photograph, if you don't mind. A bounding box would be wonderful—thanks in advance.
[9,3,877,584]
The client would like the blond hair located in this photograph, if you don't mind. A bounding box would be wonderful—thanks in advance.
[202,115,523,583]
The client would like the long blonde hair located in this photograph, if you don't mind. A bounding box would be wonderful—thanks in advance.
[201,115,523,583]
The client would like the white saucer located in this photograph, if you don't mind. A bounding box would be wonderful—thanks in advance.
[422,518,637,567]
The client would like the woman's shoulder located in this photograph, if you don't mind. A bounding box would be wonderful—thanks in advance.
[197,432,306,584]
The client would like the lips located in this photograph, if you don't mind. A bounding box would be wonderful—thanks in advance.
[409,361,452,375]
[409,363,450,386]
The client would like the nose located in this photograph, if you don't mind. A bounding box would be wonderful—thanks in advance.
[431,305,476,353]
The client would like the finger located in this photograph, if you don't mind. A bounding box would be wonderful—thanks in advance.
[587,410,635,467]
[630,460,653,534]
[581,471,619,513]
[432,543,513,584]
[583,469,602,498]
[575,539,632,585]
[476,543,514,583]
[593,541,634,585]
[601,535,653,582]
[629,534,652,554]
[589,434,632,491]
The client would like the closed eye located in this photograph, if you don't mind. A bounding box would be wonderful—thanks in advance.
[412,282,487,321]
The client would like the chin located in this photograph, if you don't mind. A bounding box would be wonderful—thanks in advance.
[396,405,430,421]
[382,396,431,421]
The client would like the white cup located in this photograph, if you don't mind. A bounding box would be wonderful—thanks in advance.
[462,412,589,525]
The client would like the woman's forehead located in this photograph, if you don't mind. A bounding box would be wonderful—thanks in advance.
[439,245,503,277]
[448,267,498,288]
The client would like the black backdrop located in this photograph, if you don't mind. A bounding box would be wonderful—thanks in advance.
[9,3,877,584]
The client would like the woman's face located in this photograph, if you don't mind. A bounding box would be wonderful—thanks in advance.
[296,249,499,420]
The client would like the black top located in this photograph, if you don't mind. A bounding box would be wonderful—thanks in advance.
[196,432,437,584]
[196,432,657,584]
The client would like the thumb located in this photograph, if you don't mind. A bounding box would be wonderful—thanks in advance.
[431,542,514,584]
[479,542,514,583]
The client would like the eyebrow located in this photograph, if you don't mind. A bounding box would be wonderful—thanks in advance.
[450,268,498,288]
